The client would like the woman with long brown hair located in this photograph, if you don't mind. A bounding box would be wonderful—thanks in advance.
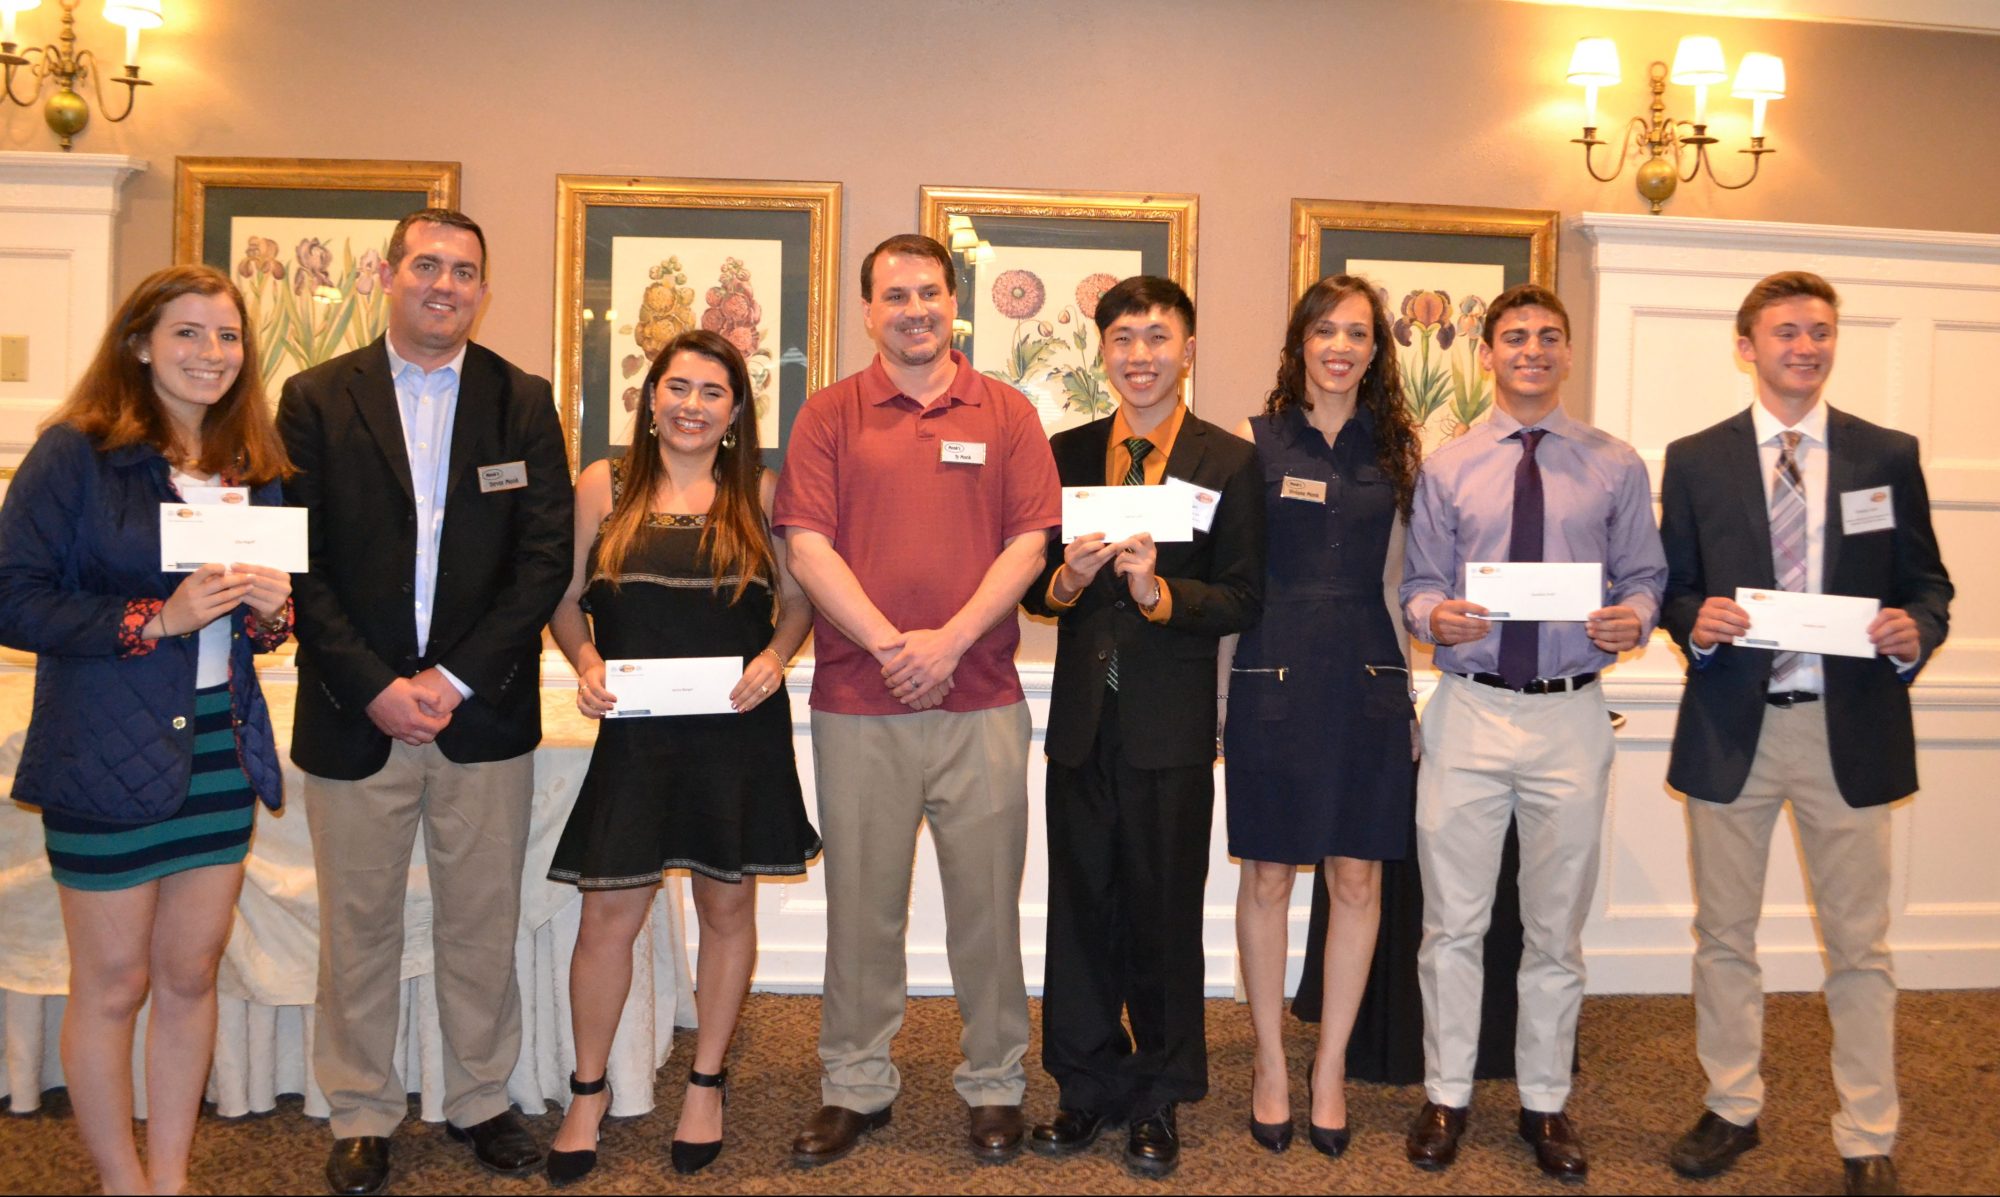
[543,329,818,1182]
[1224,275,1421,1158]
[0,264,294,1194]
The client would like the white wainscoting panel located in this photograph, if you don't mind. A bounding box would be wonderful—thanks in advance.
[1577,213,2000,992]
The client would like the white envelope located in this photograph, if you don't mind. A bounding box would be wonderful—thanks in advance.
[600,656,742,717]
[159,503,309,573]
[1060,484,1193,545]
[1463,562,1601,622]
[1734,588,1880,659]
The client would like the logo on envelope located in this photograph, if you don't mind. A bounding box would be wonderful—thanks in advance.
[174,507,198,520]
[618,663,638,673]
[1872,491,1887,502]
[220,491,246,504]
[1073,490,1089,498]
[1750,591,1773,601]
[1476,565,1497,574]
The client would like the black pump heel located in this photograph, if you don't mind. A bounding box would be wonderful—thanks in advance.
[546,1072,610,1186]
[1306,1067,1351,1159]
[670,1067,729,1175]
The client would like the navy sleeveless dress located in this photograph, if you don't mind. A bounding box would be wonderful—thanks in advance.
[1223,403,1415,863]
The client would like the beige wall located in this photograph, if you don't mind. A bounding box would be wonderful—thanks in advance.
[13,0,1993,433]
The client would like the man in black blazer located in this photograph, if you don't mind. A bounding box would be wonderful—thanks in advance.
[277,209,573,1196]
[1659,272,1951,1197]
[1021,277,1264,1179]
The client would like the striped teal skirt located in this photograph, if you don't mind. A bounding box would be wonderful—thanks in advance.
[42,684,255,892]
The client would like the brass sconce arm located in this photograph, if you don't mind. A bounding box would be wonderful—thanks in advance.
[2,0,154,150]
[1574,116,1653,184]
[1676,122,1773,190]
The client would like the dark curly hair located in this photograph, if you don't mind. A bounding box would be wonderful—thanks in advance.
[1264,274,1421,517]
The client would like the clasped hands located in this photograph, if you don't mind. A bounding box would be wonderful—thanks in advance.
[1690,595,1921,659]
[1430,599,1646,653]
[877,626,969,711]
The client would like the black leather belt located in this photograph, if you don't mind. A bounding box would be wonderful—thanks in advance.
[1461,671,1598,695]
[1766,691,1820,708]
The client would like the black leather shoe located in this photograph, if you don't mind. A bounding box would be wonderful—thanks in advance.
[1844,1154,1900,1196]
[1308,1121,1351,1158]
[670,1067,727,1175]
[444,1109,542,1176]
[1031,1108,1113,1157]
[546,1073,609,1187]
[1249,1113,1293,1154]
[1519,1109,1588,1181]
[790,1104,892,1167]
[1125,1106,1180,1180]
[1668,1111,1761,1178]
[1406,1101,1469,1171]
[968,1103,1025,1163]
[325,1136,390,1197]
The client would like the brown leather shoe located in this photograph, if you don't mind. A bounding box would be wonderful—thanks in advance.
[1406,1101,1469,1171]
[1519,1109,1588,1181]
[1844,1155,1899,1196]
[790,1104,891,1168]
[968,1103,1025,1163]
[1669,1111,1760,1178]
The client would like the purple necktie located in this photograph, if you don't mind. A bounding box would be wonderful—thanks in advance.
[1498,429,1546,689]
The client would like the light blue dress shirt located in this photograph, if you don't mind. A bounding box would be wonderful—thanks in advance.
[1401,403,1667,680]
[385,338,472,698]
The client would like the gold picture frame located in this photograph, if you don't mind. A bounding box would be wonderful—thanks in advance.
[1290,199,1558,445]
[173,157,460,395]
[553,175,841,475]
[919,185,1198,434]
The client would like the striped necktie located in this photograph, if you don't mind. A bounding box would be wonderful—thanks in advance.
[1768,430,1808,688]
[1105,437,1153,692]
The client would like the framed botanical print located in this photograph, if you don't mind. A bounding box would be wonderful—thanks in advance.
[919,185,1197,437]
[553,175,840,475]
[173,157,460,396]
[1290,199,1558,448]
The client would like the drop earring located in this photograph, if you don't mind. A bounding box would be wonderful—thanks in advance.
[721,425,738,451]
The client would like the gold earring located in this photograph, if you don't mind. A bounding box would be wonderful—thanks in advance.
[721,426,738,451]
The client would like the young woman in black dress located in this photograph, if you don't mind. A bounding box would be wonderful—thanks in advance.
[1226,276,1421,1156]
[544,330,819,1181]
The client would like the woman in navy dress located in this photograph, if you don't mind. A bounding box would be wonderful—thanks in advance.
[0,265,293,1194]
[1226,275,1421,1156]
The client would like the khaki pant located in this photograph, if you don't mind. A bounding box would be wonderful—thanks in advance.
[1687,701,1898,1158]
[304,742,535,1138]
[810,703,1032,1112]
[1416,672,1615,1111]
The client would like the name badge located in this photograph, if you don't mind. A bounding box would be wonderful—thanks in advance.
[1166,475,1223,532]
[1840,486,1894,535]
[478,461,529,493]
[1280,475,1328,503]
[941,440,987,465]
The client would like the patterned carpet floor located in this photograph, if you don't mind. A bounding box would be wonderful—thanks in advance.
[3,989,1997,1195]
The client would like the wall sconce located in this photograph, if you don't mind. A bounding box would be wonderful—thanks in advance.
[1568,35,1784,214]
[2,0,160,151]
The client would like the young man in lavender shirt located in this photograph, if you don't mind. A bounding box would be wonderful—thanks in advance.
[1398,283,1666,1182]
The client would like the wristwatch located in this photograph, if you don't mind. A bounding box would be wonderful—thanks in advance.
[1138,581,1162,613]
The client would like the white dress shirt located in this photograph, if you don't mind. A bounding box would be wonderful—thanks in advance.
[385,336,472,698]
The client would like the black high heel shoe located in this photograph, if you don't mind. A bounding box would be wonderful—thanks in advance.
[546,1072,610,1186]
[1248,1063,1293,1153]
[1306,1067,1351,1159]
[670,1067,728,1175]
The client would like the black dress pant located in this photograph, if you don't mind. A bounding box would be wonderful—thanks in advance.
[1041,688,1214,1117]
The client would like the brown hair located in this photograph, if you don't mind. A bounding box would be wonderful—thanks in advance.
[387,208,488,278]
[1481,283,1570,345]
[594,330,773,603]
[1265,275,1421,518]
[46,264,292,485]
[1736,270,1839,337]
[860,233,956,300]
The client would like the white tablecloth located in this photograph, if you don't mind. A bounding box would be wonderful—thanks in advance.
[0,664,697,1120]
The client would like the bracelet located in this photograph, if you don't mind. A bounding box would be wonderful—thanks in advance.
[760,646,785,668]
[255,610,288,634]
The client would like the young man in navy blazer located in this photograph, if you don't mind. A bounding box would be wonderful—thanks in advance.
[1021,276,1264,1179]
[1659,271,1952,1197]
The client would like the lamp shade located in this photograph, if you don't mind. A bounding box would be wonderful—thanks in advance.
[103,0,162,28]
[1567,37,1620,86]
[0,0,42,16]
[1670,35,1727,85]
[1732,51,1786,99]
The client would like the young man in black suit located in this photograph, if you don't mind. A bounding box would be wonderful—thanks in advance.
[277,209,574,1196]
[1021,276,1264,1179]
[1658,271,1952,1197]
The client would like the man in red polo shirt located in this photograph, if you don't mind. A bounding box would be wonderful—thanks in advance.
[774,233,1061,1168]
